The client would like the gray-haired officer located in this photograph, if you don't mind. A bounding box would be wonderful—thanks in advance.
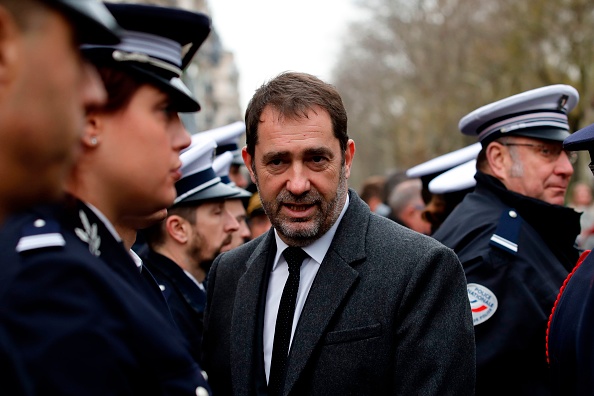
[0,0,121,225]
[547,119,594,395]
[432,84,582,395]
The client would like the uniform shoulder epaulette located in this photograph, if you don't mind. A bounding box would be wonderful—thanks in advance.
[16,217,65,253]
[489,208,523,255]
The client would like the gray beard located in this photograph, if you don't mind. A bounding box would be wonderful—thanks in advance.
[255,167,348,247]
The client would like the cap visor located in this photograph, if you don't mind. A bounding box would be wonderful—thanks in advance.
[564,123,594,151]
[511,128,570,143]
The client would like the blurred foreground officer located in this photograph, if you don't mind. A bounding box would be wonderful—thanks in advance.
[547,121,594,395]
[0,0,120,224]
[142,135,240,363]
[0,3,213,394]
[432,84,582,396]
[0,1,119,394]
[201,71,475,396]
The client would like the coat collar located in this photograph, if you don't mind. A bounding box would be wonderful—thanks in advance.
[143,249,206,314]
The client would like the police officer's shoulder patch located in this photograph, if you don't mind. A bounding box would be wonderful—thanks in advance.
[468,283,498,326]
[16,217,65,253]
[489,209,522,255]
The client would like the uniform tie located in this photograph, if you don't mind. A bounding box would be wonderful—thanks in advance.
[268,247,308,395]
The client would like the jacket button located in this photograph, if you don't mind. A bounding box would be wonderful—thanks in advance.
[201,370,208,380]
[195,386,209,396]
[508,210,517,218]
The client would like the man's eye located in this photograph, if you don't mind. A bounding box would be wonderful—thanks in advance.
[540,147,553,156]
[312,156,324,163]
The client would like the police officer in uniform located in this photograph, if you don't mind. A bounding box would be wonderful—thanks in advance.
[405,142,481,234]
[547,118,594,395]
[0,3,213,395]
[432,85,582,395]
[141,135,241,364]
[0,3,121,394]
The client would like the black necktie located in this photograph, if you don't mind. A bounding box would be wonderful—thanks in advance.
[268,247,308,395]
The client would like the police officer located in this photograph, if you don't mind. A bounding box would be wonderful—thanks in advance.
[0,3,213,394]
[0,0,120,225]
[0,2,120,394]
[547,118,594,395]
[201,121,253,250]
[405,143,481,234]
[432,84,582,395]
[141,135,240,363]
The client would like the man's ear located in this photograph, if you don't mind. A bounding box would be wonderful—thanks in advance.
[485,141,508,179]
[165,215,189,244]
[242,147,256,184]
[343,139,356,179]
[0,7,21,92]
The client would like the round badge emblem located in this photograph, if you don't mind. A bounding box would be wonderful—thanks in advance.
[467,283,498,326]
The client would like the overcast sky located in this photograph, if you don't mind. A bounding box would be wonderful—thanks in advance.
[207,0,360,111]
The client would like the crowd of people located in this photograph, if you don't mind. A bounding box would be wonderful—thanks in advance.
[2,1,594,395]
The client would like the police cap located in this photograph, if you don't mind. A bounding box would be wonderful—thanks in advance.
[460,84,579,145]
[81,2,211,113]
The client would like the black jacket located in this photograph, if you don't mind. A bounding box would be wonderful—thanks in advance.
[0,202,211,395]
[142,249,207,364]
[433,171,581,396]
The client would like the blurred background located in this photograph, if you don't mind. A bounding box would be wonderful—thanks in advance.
[110,0,594,192]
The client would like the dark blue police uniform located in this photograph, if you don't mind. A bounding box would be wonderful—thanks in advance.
[141,249,207,364]
[433,171,580,395]
[547,250,594,395]
[546,95,594,395]
[0,203,211,395]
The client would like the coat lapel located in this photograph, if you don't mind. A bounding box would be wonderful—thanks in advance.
[231,231,276,394]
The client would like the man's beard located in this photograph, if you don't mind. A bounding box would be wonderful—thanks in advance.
[186,230,223,275]
[255,166,348,247]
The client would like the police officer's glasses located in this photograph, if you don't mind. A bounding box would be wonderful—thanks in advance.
[502,141,578,164]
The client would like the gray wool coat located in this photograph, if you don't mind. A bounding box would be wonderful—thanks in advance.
[202,189,475,396]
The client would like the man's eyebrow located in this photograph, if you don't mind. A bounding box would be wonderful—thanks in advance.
[261,150,290,163]
[305,147,334,157]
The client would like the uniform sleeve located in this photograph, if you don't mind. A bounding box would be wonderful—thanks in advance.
[0,252,210,395]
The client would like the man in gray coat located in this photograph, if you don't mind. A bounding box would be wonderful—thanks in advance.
[201,71,475,396]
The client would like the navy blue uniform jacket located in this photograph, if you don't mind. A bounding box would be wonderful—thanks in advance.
[0,201,211,395]
[547,249,594,395]
[433,172,581,396]
[142,249,207,364]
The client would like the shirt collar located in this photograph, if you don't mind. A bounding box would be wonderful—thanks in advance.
[273,193,350,268]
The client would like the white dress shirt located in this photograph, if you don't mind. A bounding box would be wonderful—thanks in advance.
[264,194,349,381]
